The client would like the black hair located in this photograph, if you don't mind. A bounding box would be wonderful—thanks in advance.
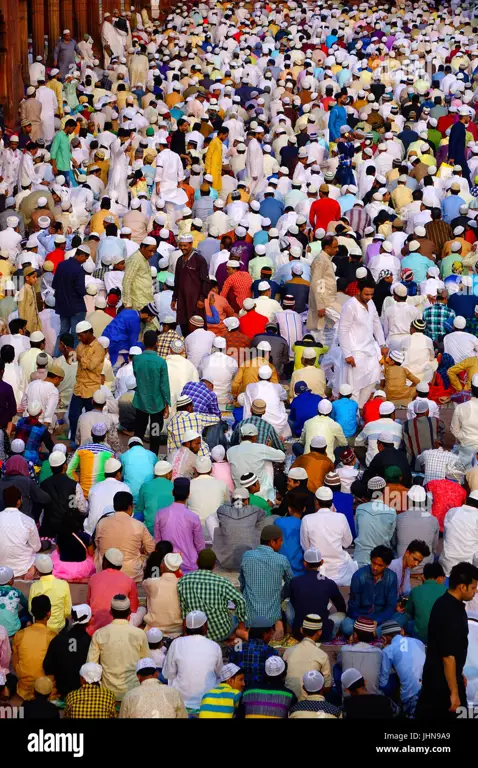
[406,539,430,558]
[423,562,445,580]
[0,344,14,364]
[9,318,27,335]
[248,625,273,641]
[449,562,478,590]
[173,483,190,502]
[370,545,393,565]
[143,330,158,349]
[113,491,133,512]
[100,197,111,210]
[60,332,74,348]
[3,486,21,507]
[346,676,365,692]
[65,118,77,129]
[31,594,51,620]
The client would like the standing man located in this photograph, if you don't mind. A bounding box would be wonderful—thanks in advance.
[52,243,89,352]
[122,238,156,312]
[416,562,478,719]
[338,277,388,407]
[132,330,170,457]
[53,29,82,79]
[307,235,338,342]
[205,127,229,192]
[68,321,105,445]
[448,107,471,182]
[172,235,210,337]
[50,119,77,186]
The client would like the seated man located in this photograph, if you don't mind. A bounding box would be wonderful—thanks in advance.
[341,545,398,637]
[337,617,383,695]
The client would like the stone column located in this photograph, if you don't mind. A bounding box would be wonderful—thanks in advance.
[31,0,45,59]
[47,0,60,62]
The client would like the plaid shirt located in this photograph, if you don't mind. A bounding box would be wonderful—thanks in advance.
[419,448,464,486]
[64,684,117,718]
[239,545,293,624]
[422,303,456,341]
[229,415,283,450]
[14,416,54,463]
[177,568,246,642]
[466,316,478,335]
[157,329,184,358]
[228,638,279,689]
[167,411,220,456]
[181,381,221,417]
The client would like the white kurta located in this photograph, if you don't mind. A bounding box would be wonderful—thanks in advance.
[338,296,384,398]
[36,86,58,143]
[401,333,437,381]
[245,138,264,194]
[101,21,126,67]
[243,380,291,437]
[154,149,187,205]
[200,351,238,404]
[300,508,358,587]
[107,139,132,208]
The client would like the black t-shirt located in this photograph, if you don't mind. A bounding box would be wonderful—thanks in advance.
[343,694,396,719]
[56,530,91,562]
[420,591,468,704]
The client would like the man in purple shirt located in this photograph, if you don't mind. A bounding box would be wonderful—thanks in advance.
[153,477,205,572]
[0,361,17,430]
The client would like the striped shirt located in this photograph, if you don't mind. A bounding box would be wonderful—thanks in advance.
[274,310,303,357]
[66,442,114,498]
[239,545,293,624]
[242,686,294,718]
[402,416,442,463]
[199,683,242,718]
[425,219,454,253]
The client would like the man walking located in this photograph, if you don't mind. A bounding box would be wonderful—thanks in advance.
[133,330,170,457]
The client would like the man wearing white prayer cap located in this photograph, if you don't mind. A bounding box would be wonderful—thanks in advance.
[63,662,117,718]
[119,656,187,718]
[122,237,156,311]
[355,400,403,466]
[298,398,347,461]
[242,361,291,439]
[444,315,478,364]
[300,484,357,587]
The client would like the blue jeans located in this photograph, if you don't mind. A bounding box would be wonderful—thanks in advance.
[68,394,94,443]
[341,612,408,638]
[54,312,86,356]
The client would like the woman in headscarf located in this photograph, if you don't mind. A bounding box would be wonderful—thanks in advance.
[0,455,50,521]
[428,352,456,404]
[50,509,96,581]
[372,269,393,314]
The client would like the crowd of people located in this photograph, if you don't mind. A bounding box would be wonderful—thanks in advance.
[1,0,478,722]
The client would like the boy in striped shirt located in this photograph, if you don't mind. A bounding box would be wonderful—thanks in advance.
[199,664,244,718]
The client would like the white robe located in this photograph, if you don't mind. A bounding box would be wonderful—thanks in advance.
[154,149,187,205]
[101,21,126,68]
[243,380,291,437]
[338,296,384,397]
[36,86,58,144]
[245,138,264,194]
[107,138,132,208]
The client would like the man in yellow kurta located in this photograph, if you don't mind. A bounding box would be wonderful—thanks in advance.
[47,71,63,117]
[204,126,229,192]
[19,267,42,334]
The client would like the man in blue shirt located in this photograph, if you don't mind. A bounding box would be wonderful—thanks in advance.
[285,546,346,641]
[328,93,347,142]
[275,490,306,578]
[289,381,322,436]
[102,305,156,365]
[331,384,359,438]
[442,185,466,224]
[341,545,398,637]
[259,189,284,227]
[379,619,426,716]
[52,243,89,354]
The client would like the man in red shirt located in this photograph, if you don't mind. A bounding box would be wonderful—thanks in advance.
[47,234,67,272]
[362,390,387,423]
[309,184,341,232]
[86,547,139,636]
[239,297,268,339]
[221,260,253,313]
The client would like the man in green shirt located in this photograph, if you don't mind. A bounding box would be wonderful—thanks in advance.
[135,460,174,535]
[50,118,77,185]
[132,330,170,457]
[240,472,272,514]
[406,562,447,643]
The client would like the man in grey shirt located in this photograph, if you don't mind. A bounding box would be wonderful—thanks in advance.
[395,485,439,572]
[338,617,383,695]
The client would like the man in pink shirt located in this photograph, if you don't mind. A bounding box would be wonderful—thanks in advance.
[153,478,205,573]
[86,547,139,636]
[210,445,234,492]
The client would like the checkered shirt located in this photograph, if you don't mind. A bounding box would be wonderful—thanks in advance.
[64,684,117,719]
[228,638,279,689]
[181,381,221,417]
[419,448,464,486]
[229,415,283,450]
[422,304,456,341]
[239,545,293,624]
[157,329,184,358]
[220,270,253,309]
[167,411,220,456]
[177,569,246,642]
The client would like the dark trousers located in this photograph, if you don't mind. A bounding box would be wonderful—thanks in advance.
[54,311,86,356]
[68,394,94,443]
[134,408,164,457]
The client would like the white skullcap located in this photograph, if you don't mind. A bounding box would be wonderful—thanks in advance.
[318,399,332,415]
[80,663,103,684]
[454,316,466,330]
[186,610,207,629]
[258,364,273,380]
[316,486,333,501]
[379,401,395,416]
